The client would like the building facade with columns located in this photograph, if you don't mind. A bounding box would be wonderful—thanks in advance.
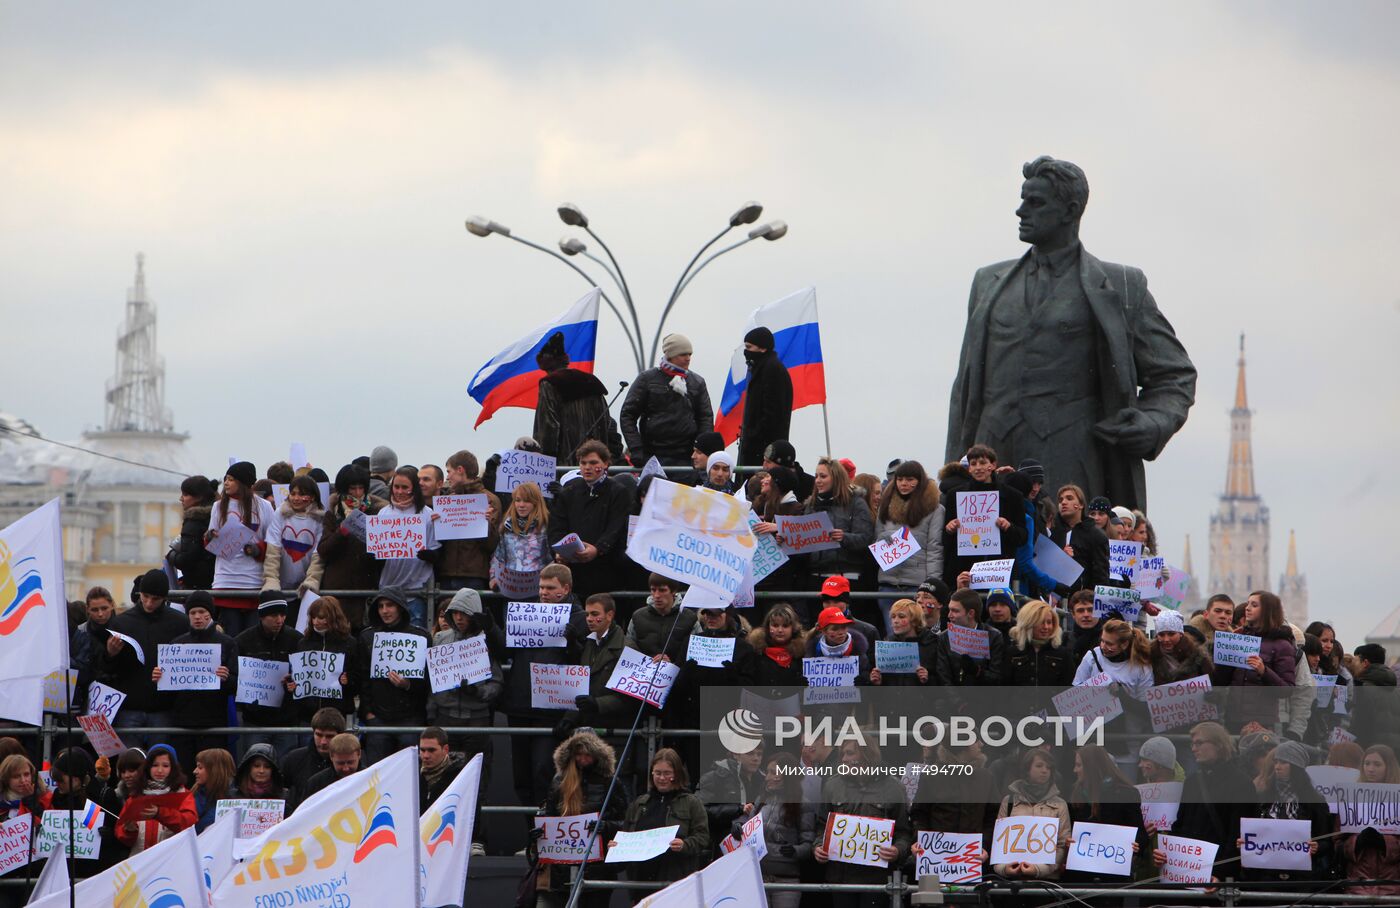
[0,256,201,605]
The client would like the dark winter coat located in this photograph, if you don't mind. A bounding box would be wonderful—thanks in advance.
[168,504,216,590]
[738,349,792,466]
[234,743,289,804]
[170,624,238,728]
[234,622,301,727]
[419,750,467,815]
[746,626,807,690]
[315,493,387,629]
[621,788,711,883]
[1064,780,1149,883]
[1351,664,1400,753]
[1215,626,1297,731]
[437,478,498,582]
[292,628,358,720]
[801,489,875,578]
[428,623,504,723]
[620,365,714,463]
[1049,519,1110,592]
[1005,638,1076,688]
[42,779,125,873]
[1172,760,1252,867]
[625,601,697,664]
[533,367,624,464]
[818,771,913,884]
[501,601,584,719]
[579,623,631,724]
[1151,637,1214,685]
[940,476,1028,589]
[935,621,1005,686]
[281,745,331,812]
[98,600,191,713]
[539,731,627,893]
[355,604,431,722]
[695,758,765,848]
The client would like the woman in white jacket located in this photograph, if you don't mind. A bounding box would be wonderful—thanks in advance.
[1073,618,1154,699]
[873,460,944,635]
[262,474,326,615]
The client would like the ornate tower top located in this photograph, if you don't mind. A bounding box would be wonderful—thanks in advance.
[1224,333,1256,499]
[1284,529,1300,578]
[102,253,175,434]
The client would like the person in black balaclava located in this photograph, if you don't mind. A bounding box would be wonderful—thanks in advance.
[738,326,793,467]
[532,331,624,464]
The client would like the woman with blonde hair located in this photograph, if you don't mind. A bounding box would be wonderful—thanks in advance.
[534,730,624,907]
[489,481,551,604]
[0,753,46,823]
[1006,599,1075,688]
[1073,619,1152,697]
[191,748,236,832]
[800,457,874,590]
[868,599,935,688]
[747,602,807,689]
[289,596,358,721]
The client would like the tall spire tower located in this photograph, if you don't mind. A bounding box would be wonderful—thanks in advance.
[102,253,174,433]
[1208,335,1271,605]
[1278,529,1309,626]
[1180,534,1201,611]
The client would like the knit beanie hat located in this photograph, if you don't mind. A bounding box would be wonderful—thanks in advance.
[1017,459,1047,484]
[763,441,797,468]
[661,334,693,360]
[744,326,775,350]
[1154,611,1185,634]
[837,458,857,480]
[1274,740,1311,769]
[1138,736,1176,770]
[139,569,170,598]
[257,589,288,614]
[369,446,398,475]
[706,451,735,473]
[226,461,257,488]
[186,590,214,615]
[693,431,725,457]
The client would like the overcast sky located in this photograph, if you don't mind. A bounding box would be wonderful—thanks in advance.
[2,2,1397,645]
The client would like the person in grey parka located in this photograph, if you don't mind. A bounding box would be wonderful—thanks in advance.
[429,588,505,767]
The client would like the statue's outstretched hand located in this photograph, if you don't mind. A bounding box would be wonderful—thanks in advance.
[1093,408,1158,458]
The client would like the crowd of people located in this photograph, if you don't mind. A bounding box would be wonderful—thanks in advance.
[2,424,1395,908]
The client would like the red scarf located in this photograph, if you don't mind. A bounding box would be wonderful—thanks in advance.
[765,646,792,668]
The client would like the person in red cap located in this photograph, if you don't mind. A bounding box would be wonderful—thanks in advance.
[816,575,878,651]
[804,605,871,677]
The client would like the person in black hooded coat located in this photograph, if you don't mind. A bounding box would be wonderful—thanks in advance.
[738,326,793,467]
[532,331,624,464]
[168,475,217,590]
[161,592,238,771]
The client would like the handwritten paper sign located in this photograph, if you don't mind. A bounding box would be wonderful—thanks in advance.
[85,680,126,720]
[915,831,982,883]
[969,559,1014,591]
[686,635,737,668]
[1145,675,1217,732]
[946,624,991,660]
[341,508,368,541]
[1336,782,1400,833]
[366,512,428,559]
[824,813,894,867]
[1305,766,1360,814]
[205,518,258,560]
[370,632,426,679]
[530,664,591,710]
[1213,631,1261,669]
[432,494,490,541]
[1240,817,1312,871]
[1108,540,1142,582]
[605,825,680,864]
[215,799,285,839]
[1133,556,1167,596]
[41,670,78,714]
[1052,673,1123,724]
[776,512,841,555]
[605,645,680,708]
[955,491,1001,556]
[77,713,126,757]
[1066,822,1136,876]
[235,658,289,708]
[870,527,921,571]
[1092,585,1142,622]
[991,815,1060,866]
[551,533,586,560]
[1329,726,1358,746]
[1137,782,1183,832]
[875,641,920,674]
[506,602,572,648]
[0,815,32,876]
[1314,674,1337,707]
[748,512,789,582]
[496,567,540,601]
[427,636,494,693]
[1157,566,1192,611]
[496,450,557,497]
[1159,834,1218,884]
[33,806,103,859]
[1033,534,1084,587]
[534,813,603,864]
[157,643,221,691]
[288,651,344,700]
[803,656,859,687]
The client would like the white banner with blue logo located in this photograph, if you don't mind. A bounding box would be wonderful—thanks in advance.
[213,747,421,908]
[26,825,205,908]
[0,498,67,685]
[420,752,483,908]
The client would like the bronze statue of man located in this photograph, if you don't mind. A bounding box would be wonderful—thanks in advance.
[945,156,1196,510]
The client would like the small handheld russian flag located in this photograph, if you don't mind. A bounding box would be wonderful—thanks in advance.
[81,799,101,829]
[467,289,601,427]
[714,287,826,444]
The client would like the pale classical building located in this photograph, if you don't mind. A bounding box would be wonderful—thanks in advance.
[1206,336,1307,626]
[0,256,201,604]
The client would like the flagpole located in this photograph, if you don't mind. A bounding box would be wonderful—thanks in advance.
[821,403,832,458]
[63,669,75,908]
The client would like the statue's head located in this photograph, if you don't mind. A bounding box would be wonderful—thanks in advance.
[1018,156,1089,247]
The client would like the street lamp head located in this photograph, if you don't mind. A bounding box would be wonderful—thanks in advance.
[557,203,589,228]
[749,219,788,241]
[729,201,763,227]
[559,238,587,256]
[466,217,510,238]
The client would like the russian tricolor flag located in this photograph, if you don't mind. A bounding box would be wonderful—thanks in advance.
[468,289,601,427]
[715,287,826,444]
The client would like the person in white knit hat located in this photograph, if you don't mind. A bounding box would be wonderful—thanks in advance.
[619,332,714,467]
[1150,608,1213,684]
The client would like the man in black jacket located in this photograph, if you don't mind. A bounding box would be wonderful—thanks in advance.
[547,440,631,602]
[280,707,345,812]
[532,332,624,464]
[300,733,362,808]
[356,587,431,765]
[162,591,238,770]
[941,444,1027,589]
[620,333,714,466]
[99,569,189,747]
[234,592,302,758]
[738,326,793,467]
[1049,483,1110,592]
